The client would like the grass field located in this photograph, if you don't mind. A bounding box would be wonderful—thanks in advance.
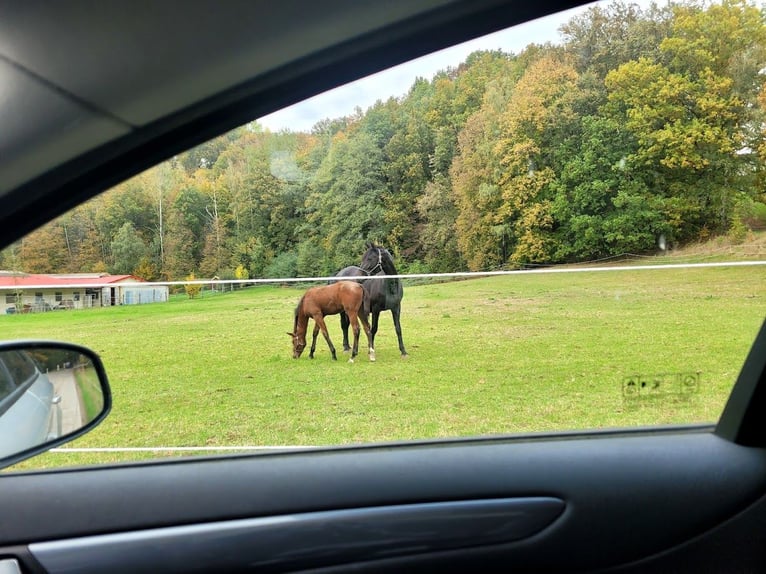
[4,262,766,471]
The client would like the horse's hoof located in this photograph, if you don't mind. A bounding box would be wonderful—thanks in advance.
[401,353,409,360]
[369,355,376,362]
[348,357,355,364]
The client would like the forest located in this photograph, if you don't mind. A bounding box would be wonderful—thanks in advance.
[4,0,766,281]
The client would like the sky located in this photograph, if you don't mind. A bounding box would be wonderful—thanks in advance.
[257,0,656,133]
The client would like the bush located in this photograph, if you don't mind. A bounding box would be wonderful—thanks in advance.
[728,216,748,244]
[296,242,330,277]
[184,273,202,299]
[733,198,766,232]
[399,260,430,275]
[264,252,298,280]
[745,202,766,231]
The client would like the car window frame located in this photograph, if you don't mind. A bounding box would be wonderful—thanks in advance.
[0,352,43,418]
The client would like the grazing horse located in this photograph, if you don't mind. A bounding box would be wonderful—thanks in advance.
[336,243,407,357]
[288,281,374,362]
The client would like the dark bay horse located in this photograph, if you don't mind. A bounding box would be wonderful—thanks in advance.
[288,281,374,362]
[336,243,407,357]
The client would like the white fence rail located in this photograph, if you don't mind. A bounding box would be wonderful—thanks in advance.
[6,260,766,294]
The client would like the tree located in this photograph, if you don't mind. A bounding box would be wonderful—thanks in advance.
[296,240,331,277]
[304,129,389,269]
[19,223,69,273]
[234,263,249,281]
[68,204,109,272]
[184,272,202,299]
[134,257,159,281]
[264,252,298,279]
[606,55,748,238]
[95,180,157,250]
[141,162,184,273]
[198,171,230,277]
[561,1,673,80]
[164,186,207,279]
[552,116,662,259]
[110,222,147,275]
[416,176,464,272]
[451,84,509,270]
[494,56,580,264]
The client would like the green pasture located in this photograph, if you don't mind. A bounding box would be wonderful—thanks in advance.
[5,264,766,471]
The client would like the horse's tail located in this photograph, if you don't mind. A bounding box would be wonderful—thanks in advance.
[361,285,371,316]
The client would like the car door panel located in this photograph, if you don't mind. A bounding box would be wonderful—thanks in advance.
[29,497,565,573]
[1,431,764,572]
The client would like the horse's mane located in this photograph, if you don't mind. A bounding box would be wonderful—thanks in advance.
[293,295,305,332]
[379,247,397,274]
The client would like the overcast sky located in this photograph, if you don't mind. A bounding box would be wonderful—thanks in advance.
[258,0,657,133]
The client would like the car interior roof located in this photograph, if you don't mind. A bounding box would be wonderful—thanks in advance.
[0,0,585,248]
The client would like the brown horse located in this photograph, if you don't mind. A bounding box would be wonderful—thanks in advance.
[288,281,375,362]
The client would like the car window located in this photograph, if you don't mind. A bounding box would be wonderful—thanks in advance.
[3,0,766,470]
[2,352,37,388]
[0,352,37,416]
[0,362,14,401]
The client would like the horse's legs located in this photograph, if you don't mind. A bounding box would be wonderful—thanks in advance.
[309,322,321,359]
[359,308,375,362]
[314,315,337,360]
[391,305,407,357]
[369,310,381,355]
[346,309,360,363]
[340,311,351,352]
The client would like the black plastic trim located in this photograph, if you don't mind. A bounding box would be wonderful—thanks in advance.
[30,497,564,573]
[717,317,766,447]
[2,432,765,571]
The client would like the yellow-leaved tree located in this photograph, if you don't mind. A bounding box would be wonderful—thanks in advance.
[184,272,202,299]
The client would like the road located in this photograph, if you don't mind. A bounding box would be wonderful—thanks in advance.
[46,369,85,436]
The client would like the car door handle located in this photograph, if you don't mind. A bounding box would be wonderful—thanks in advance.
[31,497,565,573]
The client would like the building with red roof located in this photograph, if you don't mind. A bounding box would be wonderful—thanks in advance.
[0,272,168,313]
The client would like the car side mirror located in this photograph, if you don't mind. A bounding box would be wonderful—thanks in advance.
[0,341,111,470]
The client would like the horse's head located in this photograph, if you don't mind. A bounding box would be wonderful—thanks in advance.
[360,243,396,275]
[287,331,306,358]
[360,243,384,275]
[289,301,307,358]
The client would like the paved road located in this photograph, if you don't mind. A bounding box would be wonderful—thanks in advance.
[46,369,85,435]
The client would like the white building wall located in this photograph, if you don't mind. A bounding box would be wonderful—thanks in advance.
[2,288,93,312]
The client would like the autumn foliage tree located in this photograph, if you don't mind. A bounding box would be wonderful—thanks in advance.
[5,1,765,276]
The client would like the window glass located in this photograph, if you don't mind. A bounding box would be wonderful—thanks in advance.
[3,0,766,469]
[0,363,14,402]
[1,352,36,387]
